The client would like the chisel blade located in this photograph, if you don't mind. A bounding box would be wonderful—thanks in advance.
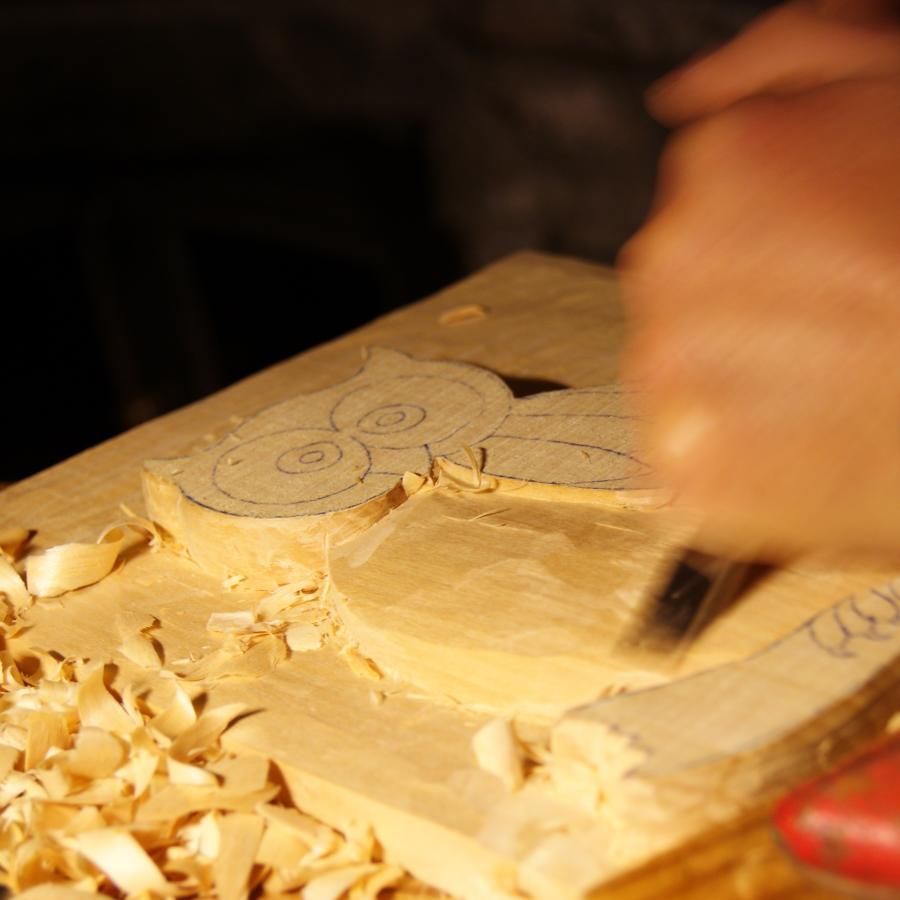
[617,549,758,663]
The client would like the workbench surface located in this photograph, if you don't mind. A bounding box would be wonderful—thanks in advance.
[1,252,849,898]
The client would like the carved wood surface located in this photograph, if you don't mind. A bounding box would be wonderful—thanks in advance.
[4,253,897,898]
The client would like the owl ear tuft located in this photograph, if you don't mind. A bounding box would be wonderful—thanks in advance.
[360,347,416,374]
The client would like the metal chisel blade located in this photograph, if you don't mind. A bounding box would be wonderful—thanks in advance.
[618,549,758,662]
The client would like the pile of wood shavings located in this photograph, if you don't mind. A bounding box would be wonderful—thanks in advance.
[0,528,407,897]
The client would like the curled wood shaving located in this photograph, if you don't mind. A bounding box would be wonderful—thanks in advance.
[0,556,31,613]
[24,518,159,599]
[255,581,317,622]
[0,623,404,897]
[213,812,264,900]
[174,578,331,684]
[16,886,93,900]
[547,718,649,815]
[0,526,34,562]
[118,631,162,670]
[63,829,169,895]
[401,470,434,498]
[0,510,422,895]
[0,524,414,896]
[435,456,500,494]
[463,445,485,489]
[116,615,162,670]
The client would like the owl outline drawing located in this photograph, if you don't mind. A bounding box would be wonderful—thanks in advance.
[143,348,649,523]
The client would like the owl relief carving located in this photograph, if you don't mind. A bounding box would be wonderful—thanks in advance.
[142,348,648,581]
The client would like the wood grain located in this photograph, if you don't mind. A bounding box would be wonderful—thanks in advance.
[142,347,648,588]
[2,252,896,898]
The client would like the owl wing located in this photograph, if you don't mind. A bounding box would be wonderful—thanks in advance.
[445,385,652,490]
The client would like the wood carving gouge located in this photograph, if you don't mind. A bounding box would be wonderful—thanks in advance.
[618,550,759,661]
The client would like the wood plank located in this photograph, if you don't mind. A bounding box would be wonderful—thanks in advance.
[2,251,897,898]
[1,252,636,898]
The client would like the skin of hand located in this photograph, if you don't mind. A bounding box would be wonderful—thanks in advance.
[618,25,900,561]
[647,0,900,126]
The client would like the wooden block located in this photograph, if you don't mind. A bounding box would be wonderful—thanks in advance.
[4,252,900,898]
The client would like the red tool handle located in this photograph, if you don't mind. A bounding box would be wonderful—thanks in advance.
[773,730,900,893]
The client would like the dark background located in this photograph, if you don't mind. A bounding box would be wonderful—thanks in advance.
[1,1,773,482]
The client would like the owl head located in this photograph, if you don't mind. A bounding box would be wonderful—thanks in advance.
[144,349,513,519]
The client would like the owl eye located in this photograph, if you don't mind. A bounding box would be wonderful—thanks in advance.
[276,441,342,474]
[213,428,369,506]
[355,404,426,436]
[332,376,491,449]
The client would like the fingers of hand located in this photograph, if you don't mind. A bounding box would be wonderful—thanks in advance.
[626,314,900,559]
[620,78,900,559]
[647,1,900,126]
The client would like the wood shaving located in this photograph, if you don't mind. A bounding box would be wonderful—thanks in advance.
[177,577,333,680]
[0,513,416,897]
[401,470,434,498]
[472,719,525,791]
[255,579,321,622]
[169,634,287,682]
[0,608,404,897]
[339,645,382,681]
[0,556,31,612]
[24,520,159,599]
[206,610,256,634]
[0,526,34,562]
[63,829,170,895]
[118,631,162,669]
[435,457,500,495]
[0,518,419,897]
[303,862,380,900]
[438,303,489,326]
[463,445,485,489]
[285,623,324,652]
[116,617,162,670]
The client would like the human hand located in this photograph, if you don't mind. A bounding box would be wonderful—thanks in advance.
[618,74,900,562]
[647,0,900,125]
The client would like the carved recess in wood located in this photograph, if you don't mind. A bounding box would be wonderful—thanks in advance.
[142,349,648,581]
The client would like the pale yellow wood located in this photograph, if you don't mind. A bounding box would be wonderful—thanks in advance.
[328,487,892,725]
[142,347,648,588]
[547,579,900,875]
[2,252,898,898]
[329,487,670,720]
